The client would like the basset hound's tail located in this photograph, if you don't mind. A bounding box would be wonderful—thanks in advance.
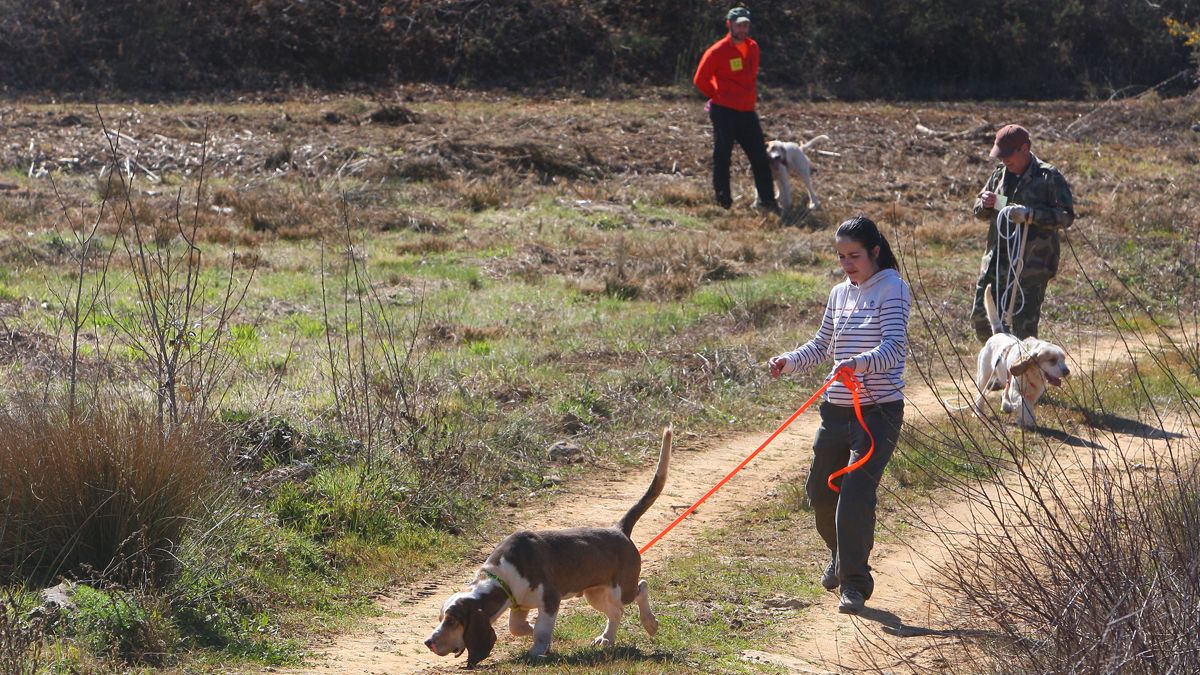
[616,426,671,540]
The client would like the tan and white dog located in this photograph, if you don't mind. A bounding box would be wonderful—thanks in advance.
[424,427,671,667]
[972,285,1070,428]
[766,135,828,211]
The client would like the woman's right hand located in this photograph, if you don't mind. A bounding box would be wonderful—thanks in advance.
[768,356,787,379]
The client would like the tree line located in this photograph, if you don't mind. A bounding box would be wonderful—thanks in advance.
[0,0,1195,98]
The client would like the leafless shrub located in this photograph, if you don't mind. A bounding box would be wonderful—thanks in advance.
[888,237,1200,674]
[925,364,1200,673]
[96,114,255,427]
[317,197,498,527]
[43,172,118,419]
[0,188,51,231]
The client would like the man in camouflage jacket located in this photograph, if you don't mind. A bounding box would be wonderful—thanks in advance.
[971,124,1075,342]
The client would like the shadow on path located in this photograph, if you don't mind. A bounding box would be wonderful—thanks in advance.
[857,605,1012,642]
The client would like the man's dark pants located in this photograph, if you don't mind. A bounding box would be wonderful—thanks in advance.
[708,103,776,208]
[971,254,1050,342]
[806,399,904,599]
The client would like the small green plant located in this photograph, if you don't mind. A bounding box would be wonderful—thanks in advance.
[554,387,613,432]
[68,585,177,663]
[779,480,811,512]
[0,589,45,674]
[229,323,262,359]
[271,465,410,543]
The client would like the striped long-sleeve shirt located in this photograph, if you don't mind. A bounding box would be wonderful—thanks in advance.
[775,268,911,406]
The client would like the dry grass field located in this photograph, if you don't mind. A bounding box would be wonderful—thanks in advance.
[0,88,1197,672]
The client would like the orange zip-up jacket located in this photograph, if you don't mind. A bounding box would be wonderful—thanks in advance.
[693,35,760,112]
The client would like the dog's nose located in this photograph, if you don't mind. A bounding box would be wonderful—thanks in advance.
[424,638,435,650]
[1062,367,1070,378]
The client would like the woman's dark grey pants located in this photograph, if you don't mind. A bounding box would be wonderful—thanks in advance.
[805,399,904,599]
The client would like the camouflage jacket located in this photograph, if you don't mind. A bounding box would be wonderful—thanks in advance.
[973,155,1075,279]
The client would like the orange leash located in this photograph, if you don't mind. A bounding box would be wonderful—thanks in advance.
[640,368,873,555]
[824,370,875,493]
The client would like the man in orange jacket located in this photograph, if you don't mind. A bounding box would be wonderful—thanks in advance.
[693,6,778,213]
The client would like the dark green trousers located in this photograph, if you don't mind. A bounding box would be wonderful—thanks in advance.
[805,399,904,599]
[972,270,1049,343]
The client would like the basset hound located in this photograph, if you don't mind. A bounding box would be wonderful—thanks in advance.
[424,427,671,666]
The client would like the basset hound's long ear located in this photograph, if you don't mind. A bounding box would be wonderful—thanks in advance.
[464,606,496,668]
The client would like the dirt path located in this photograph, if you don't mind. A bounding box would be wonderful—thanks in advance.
[282,329,1175,674]
[283,419,824,674]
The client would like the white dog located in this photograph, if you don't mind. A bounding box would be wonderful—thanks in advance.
[972,285,1070,428]
[766,135,828,211]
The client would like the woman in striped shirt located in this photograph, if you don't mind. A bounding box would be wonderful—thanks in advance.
[768,215,911,615]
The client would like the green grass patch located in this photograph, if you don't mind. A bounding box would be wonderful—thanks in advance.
[891,420,997,488]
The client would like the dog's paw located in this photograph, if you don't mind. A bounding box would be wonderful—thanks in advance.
[509,621,534,637]
[528,643,550,657]
[591,636,613,648]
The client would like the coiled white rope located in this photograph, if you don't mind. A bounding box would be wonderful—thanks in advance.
[994,204,1030,330]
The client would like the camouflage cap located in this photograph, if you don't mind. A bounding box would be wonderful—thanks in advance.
[727,7,751,23]
[990,124,1030,159]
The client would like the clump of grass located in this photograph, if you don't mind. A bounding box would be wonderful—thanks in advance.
[0,399,222,587]
[457,176,509,211]
[655,180,708,206]
[270,464,415,541]
[94,167,133,205]
[211,184,332,239]
[385,154,452,182]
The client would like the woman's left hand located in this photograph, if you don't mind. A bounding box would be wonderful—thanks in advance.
[833,358,858,376]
